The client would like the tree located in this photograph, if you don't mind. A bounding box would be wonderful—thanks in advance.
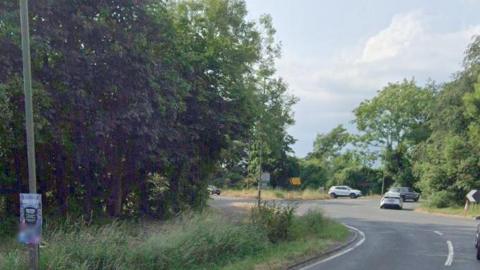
[413,36,480,206]
[0,0,289,220]
[354,80,435,190]
[309,125,351,160]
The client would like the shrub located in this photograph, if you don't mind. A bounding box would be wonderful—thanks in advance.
[273,190,285,199]
[426,190,457,208]
[250,202,295,243]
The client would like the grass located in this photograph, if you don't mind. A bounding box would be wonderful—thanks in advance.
[417,203,480,218]
[222,188,331,200]
[222,219,347,270]
[0,208,348,270]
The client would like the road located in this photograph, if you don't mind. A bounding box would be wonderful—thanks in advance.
[211,197,479,270]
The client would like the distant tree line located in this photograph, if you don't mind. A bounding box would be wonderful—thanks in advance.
[0,0,296,219]
[301,37,480,207]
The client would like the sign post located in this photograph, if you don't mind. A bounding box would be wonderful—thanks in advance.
[465,190,480,216]
[19,0,39,268]
[258,172,270,205]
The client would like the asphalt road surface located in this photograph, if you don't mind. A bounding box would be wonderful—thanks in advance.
[211,196,479,270]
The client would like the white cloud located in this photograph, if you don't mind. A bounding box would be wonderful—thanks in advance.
[279,10,480,156]
[360,11,424,63]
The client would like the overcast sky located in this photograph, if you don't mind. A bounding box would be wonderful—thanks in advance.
[244,0,480,157]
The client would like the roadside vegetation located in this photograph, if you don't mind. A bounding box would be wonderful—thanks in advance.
[0,0,296,226]
[267,36,480,210]
[0,204,348,270]
[222,188,330,200]
[417,201,480,218]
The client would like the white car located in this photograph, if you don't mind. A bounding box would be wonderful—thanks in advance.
[328,186,362,199]
[380,192,403,209]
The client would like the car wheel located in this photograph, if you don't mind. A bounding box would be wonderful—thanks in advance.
[350,193,357,199]
[401,195,406,202]
[414,198,419,202]
[330,193,337,199]
[477,246,480,260]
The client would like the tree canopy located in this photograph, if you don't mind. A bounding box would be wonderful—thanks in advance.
[0,0,297,219]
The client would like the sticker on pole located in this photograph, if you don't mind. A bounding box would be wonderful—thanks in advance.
[18,193,42,245]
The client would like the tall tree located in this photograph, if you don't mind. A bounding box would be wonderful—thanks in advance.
[354,80,435,188]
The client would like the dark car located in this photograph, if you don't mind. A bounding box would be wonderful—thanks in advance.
[207,185,221,195]
[388,187,419,202]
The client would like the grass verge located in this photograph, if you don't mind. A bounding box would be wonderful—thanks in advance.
[222,188,331,200]
[416,203,480,218]
[0,208,348,270]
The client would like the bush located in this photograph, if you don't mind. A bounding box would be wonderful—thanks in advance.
[250,202,295,243]
[426,190,457,208]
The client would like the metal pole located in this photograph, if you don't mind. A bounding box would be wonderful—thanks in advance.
[257,83,267,206]
[19,0,39,268]
[257,140,262,206]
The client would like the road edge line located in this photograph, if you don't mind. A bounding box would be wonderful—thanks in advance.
[290,224,366,270]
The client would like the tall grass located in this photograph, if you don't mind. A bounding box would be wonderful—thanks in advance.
[222,188,330,200]
[0,208,348,270]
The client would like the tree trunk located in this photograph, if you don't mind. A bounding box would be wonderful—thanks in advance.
[107,178,122,217]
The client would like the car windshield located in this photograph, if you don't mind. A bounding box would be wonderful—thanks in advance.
[389,187,401,192]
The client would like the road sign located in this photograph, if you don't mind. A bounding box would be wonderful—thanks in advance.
[261,172,270,183]
[467,190,480,203]
[289,177,301,186]
[19,194,42,245]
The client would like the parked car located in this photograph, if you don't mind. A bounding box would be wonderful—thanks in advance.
[328,186,362,199]
[207,185,221,195]
[388,187,420,202]
[380,191,403,210]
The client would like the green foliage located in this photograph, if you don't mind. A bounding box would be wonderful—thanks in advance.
[353,79,435,189]
[0,0,296,223]
[251,202,295,243]
[0,210,346,270]
[354,79,435,148]
[413,38,480,204]
[425,191,458,209]
[299,158,327,189]
[302,125,381,193]
[310,125,351,160]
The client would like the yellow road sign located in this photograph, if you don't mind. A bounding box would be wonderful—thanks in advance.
[289,177,301,186]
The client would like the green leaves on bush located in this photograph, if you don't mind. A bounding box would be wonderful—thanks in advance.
[425,191,458,209]
[250,202,295,243]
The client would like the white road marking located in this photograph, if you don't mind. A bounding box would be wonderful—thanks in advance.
[434,230,443,236]
[445,240,454,266]
[300,224,366,270]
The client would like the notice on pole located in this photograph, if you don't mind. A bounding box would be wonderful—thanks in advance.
[19,193,42,245]
[261,172,271,183]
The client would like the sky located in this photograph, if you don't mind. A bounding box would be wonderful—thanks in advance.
[244,0,480,157]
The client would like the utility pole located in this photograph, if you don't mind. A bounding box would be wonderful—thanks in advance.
[257,139,262,206]
[257,82,267,206]
[19,0,39,268]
